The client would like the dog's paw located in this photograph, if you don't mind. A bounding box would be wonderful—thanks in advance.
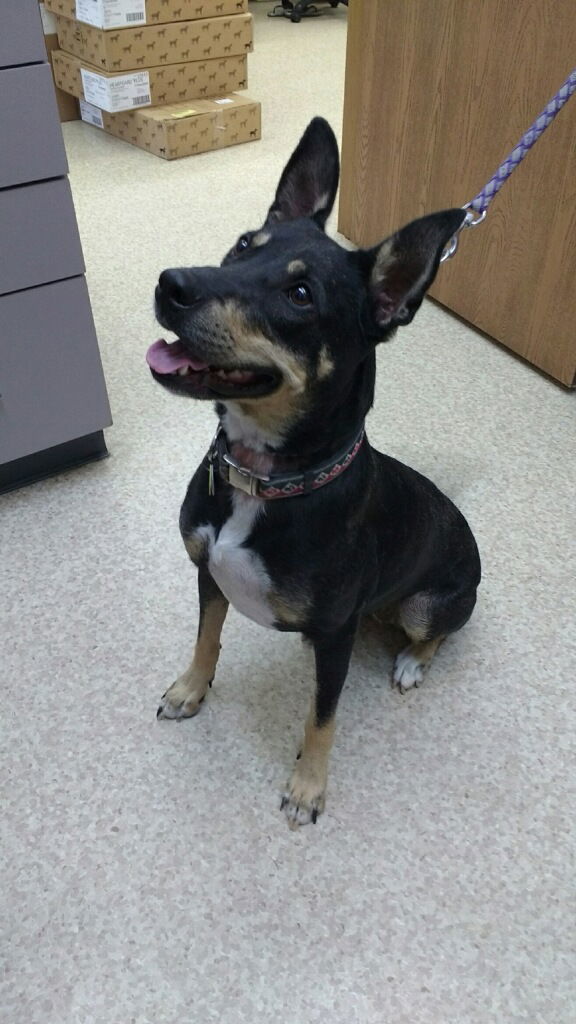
[156,675,211,720]
[281,772,326,829]
[393,647,425,694]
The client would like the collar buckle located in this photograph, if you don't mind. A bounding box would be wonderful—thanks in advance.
[222,451,270,497]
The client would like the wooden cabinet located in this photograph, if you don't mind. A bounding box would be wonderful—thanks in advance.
[338,0,576,387]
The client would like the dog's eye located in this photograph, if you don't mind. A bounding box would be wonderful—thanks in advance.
[287,283,313,307]
[235,235,250,253]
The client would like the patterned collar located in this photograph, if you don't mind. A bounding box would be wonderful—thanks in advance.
[207,424,365,500]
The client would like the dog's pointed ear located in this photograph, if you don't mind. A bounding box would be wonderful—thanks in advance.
[363,209,467,332]
[266,117,340,229]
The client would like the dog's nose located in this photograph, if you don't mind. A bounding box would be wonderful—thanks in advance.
[158,268,202,308]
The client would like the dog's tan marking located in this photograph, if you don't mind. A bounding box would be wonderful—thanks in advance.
[313,190,330,215]
[399,591,433,643]
[183,532,208,565]
[316,344,334,380]
[371,235,429,322]
[411,635,444,665]
[159,592,228,718]
[236,380,307,438]
[270,588,311,628]
[219,301,309,438]
[283,708,336,828]
[370,238,394,286]
[252,230,271,248]
[287,259,306,276]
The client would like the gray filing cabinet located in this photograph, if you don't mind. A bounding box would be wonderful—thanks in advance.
[0,0,112,492]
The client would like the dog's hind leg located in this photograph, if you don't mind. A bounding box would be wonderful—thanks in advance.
[282,618,357,829]
[393,633,445,694]
[157,563,228,719]
[393,585,477,694]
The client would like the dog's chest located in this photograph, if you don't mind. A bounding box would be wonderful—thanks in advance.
[203,496,276,629]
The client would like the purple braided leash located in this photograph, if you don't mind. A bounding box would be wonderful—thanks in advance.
[468,66,576,215]
[442,65,576,260]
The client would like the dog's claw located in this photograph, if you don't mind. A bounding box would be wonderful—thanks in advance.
[393,648,426,693]
[281,783,325,828]
[156,693,205,720]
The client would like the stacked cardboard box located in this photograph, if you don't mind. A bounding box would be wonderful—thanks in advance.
[39,2,79,121]
[46,1,248,28]
[45,0,260,159]
[52,48,248,110]
[80,94,261,159]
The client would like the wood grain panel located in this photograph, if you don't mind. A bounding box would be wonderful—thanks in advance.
[338,0,576,386]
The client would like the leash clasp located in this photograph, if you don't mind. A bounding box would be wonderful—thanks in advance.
[440,207,486,263]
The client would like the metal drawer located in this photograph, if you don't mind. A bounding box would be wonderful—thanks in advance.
[0,277,112,464]
[0,64,68,188]
[0,178,84,296]
[0,0,46,69]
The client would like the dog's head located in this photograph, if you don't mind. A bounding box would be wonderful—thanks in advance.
[149,117,464,444]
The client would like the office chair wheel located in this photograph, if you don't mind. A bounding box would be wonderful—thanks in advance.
[268,1,292,15]
[292,2,319,17]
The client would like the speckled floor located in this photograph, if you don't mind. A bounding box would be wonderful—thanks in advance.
[2,4,575,1023]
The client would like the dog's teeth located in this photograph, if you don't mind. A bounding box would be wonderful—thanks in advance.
[177,367,189,376]
[213,368,253,382]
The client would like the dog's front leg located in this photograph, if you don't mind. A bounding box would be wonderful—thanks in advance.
[282,619,357,829]
[157,562,228,720]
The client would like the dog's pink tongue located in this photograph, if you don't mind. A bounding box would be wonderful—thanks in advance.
[146,339,208,374]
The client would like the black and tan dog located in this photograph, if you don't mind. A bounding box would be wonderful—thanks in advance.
[147,118,481,828]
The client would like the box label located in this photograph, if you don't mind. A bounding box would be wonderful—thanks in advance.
[81,68,151,113]
[40,3,59,35]
[80,99,105,128]
[75,0,147,29]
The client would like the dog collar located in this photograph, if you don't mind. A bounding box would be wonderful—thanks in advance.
[208,424,365,499]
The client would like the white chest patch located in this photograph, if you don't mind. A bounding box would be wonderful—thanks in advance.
[203,495,276,629]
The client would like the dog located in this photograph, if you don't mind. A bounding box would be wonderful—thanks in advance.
[147,117,481,828]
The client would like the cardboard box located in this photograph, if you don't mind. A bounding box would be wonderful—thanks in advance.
[54,12,252,71]
[39,3,80,121]
[45,0,247,30]
[79,93,260,159]
[53,48,247,112]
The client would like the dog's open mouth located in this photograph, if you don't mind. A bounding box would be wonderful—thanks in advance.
[146,339,280,398]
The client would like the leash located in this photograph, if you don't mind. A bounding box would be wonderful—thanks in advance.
[441,66,576,262]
